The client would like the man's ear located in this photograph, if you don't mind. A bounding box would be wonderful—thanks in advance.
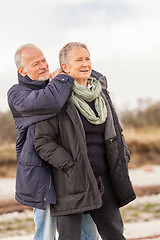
[61,64,70,74]
[18,68,27,76]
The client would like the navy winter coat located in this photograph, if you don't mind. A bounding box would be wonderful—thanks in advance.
[7,72,74,209]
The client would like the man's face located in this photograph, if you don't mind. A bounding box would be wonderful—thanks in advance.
[19,47,50,81]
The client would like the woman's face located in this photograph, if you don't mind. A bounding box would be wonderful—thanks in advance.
[63,47,92,83]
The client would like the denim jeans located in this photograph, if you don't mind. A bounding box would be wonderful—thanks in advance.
[33,204,57,240]
[81,214,100,240]
[33,204,100,240]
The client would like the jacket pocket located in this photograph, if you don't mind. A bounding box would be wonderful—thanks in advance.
[19,124,42,166]
[65,157,87,195]
[19,148,43,166]
[105,137,119,174]
[16,162,46,199]
[122,135,130,163]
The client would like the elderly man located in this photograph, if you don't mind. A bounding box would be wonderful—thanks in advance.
[7,44,99,240]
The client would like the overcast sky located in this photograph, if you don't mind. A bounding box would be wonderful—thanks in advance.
[0,0,160,112]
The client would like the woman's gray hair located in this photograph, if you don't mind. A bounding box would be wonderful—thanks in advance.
[14,43,38,69]
[59,42,90,67]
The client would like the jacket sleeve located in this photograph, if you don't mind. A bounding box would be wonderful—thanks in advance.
[7,74,74,117]
[34,117,75,172]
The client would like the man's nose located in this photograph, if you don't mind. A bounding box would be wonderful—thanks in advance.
[40,62,47,68]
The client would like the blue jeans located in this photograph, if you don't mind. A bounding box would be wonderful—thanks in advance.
[33,204,56,240]
[33,204,100,240]
[81,214,100,240]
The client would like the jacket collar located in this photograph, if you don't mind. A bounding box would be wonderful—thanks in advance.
[91,70,108,91]
[17,72,49,90]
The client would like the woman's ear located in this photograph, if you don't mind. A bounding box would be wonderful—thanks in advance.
[18,68,27,76]
[61,64,70,74]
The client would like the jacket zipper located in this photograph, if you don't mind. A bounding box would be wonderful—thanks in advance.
[49,175,52,190]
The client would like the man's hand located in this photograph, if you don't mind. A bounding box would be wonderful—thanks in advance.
[49,68,66,81]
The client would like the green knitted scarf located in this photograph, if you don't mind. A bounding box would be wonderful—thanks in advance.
[71,77,107,125]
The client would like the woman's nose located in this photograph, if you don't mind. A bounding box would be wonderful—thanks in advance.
[82,60,89,66]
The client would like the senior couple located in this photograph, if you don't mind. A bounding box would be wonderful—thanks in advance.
[8,42,136,240]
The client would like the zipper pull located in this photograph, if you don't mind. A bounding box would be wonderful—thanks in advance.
[109,138,114,144]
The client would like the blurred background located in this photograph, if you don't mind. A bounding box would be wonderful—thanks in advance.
[0,0,160,239]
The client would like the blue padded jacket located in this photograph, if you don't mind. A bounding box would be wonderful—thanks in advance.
[7,72,74,209]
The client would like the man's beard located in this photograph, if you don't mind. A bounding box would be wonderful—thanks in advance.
[26,69,50,82]
[38,76,49,82]
[38,69,50,81]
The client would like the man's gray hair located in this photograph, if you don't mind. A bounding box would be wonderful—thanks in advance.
[59,42,90,67]
[14,43,39,69]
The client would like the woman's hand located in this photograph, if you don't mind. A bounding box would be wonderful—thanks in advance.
[49,68,66,81]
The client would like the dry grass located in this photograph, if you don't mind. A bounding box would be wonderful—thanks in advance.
[0,144,16,164]
[124,127,160,144]
[123,127,160,168]
[0,144,16,177]
[0,127,160,175]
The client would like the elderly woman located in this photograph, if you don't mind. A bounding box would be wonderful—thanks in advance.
[34,42,136,240]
